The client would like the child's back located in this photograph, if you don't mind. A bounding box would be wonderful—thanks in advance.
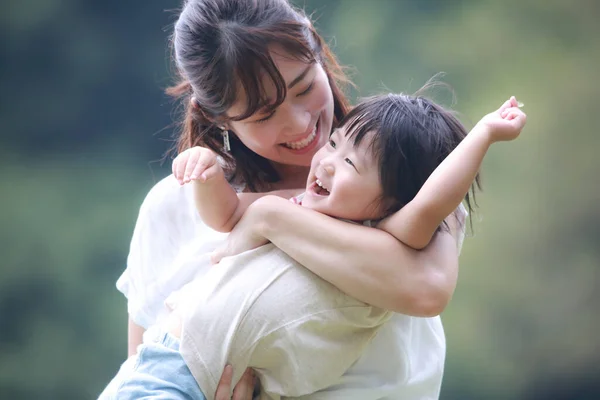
[173,243,391,399]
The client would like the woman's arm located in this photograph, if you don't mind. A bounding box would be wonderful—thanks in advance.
[217,195,460,316]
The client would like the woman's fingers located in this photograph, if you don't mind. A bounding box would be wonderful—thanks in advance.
[214,366,256,400]
[214,365,234,400]
[232,368,255,400]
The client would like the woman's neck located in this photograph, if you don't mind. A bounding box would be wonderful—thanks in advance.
[271,163,310,190]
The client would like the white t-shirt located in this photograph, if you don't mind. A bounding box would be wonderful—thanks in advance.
[117,175,463,399]
[170,243,391,400]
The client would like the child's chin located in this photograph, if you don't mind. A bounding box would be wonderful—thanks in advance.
[301,202,325,215]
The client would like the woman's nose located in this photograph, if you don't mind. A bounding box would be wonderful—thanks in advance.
[286,106,312,136]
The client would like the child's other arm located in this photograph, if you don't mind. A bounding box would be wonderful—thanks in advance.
[223,189,304,233]
[173,147,303,232]
[378,96,527,249]
[173,147,240,233]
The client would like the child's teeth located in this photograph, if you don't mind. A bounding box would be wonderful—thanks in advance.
[316,179,328,190]
[285,126,317,149]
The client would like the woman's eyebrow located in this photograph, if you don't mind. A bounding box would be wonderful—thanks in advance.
[287,65,313,89]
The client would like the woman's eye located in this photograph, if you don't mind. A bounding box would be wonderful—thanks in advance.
[255,111,275,124]
[329,139,336,148]
[298,82,314,97]
[345,158,354,166]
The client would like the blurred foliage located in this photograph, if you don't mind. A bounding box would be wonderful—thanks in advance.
[1,0,598,399]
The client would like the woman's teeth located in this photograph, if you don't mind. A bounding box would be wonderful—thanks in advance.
[284,126,317,150]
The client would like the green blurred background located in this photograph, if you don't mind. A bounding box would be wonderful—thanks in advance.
[1,1,598,399]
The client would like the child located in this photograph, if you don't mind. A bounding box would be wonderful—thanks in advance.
[101,93,526,400]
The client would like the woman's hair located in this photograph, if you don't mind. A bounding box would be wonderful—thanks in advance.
[340,86,481,228]
[167,0,351,192]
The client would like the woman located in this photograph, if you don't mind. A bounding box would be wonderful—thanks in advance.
[117,0,462,398]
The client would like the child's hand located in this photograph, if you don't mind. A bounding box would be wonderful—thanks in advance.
[172,146,223,185]
[477,96,527,143]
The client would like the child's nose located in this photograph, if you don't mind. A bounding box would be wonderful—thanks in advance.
[322,162,334,175]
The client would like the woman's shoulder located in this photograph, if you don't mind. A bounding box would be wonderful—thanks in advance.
[141,175,187,206]
[138,175,195,218]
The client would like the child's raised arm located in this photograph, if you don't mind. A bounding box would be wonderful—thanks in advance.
[378,96,527,249]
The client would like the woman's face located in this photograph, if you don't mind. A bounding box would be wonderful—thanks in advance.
[226,48,335,171]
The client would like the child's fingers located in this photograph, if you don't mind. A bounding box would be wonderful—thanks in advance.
[172,157,179,180]
[190,154,218,181]
[174,152,190,184]
[499,96,521,115]
[199,163,221,182]
[502,106,525,119]
[184,150,202,182]
[498,98,514,114]
[512,110,527,126]
[190,160,206,181]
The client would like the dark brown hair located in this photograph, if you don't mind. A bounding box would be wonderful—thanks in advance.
[166,0,351,192]
[340,86,481,229]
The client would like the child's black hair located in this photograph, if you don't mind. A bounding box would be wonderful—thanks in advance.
[339,86,480,229]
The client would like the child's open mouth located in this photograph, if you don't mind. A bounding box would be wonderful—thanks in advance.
[311,179,330,196]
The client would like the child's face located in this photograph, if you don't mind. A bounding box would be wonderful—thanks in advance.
[302,127,386,221]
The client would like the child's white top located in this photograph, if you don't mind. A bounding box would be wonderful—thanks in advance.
[117,175,464,399]
[169,243,391,400]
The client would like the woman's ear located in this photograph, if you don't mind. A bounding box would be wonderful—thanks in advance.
[191,97,228,129]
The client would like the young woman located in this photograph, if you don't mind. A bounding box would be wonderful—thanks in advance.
[117,0,468,398]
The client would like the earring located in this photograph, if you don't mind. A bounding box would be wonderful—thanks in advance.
[222,130,231,152]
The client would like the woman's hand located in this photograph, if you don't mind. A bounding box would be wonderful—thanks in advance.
[210,197,272,264]
[214,366,257,400]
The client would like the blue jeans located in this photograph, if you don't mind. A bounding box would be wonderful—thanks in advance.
[98,331,205,399]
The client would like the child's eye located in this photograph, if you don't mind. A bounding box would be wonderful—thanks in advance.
[345,158,359,172]
[329,139,336,148]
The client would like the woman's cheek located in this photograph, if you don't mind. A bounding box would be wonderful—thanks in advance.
[313,80,332,110]
[234,125,278,155]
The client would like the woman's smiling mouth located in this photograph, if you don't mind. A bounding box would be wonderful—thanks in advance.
[281,118,321,154]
